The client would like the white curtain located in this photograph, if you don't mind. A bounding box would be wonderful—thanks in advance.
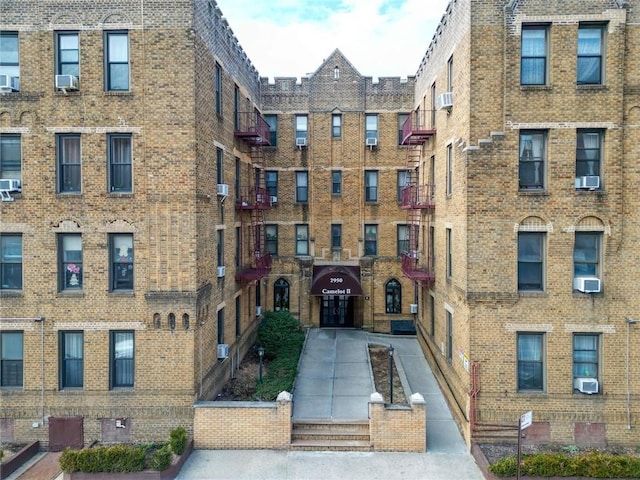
[577,28,601,83]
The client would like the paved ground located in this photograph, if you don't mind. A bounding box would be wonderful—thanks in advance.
[7,329,485,480]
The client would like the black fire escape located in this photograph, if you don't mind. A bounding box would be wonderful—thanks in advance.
[234,111,272,283]
[400,110,436,284]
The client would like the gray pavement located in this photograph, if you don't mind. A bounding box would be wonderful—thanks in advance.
[176,328,485,480]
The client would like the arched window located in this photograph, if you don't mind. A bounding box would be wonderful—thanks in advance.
[334,66,340,79]
[274,278,290,311]
[168,313,176,330]
[182,313,190,330]
[153,313,161,329]
[385,279,402,314]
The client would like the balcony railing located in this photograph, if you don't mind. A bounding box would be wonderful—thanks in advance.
[401,110,436,145]
[401,252,434,283]
[236,252,272,282]
[401,184,435,210]
[235,186,272,210]
[234,112,271,146]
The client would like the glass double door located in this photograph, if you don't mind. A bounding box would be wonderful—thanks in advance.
[320,295,354,328]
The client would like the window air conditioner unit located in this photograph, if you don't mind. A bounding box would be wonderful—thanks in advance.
[217,265,226,278]
[0,75,19,92]
[575,175,600,190]
[574,377,598,394]
[410,304,418,314]
[256,305,262,316]
[0,179,21,192]
[437,92,454,110]
[296,137,307,147]
[217,183,229,196]
[270,196,278,204]
[366,137,378,147]
[55,74,79,91]
[217,343,229,359]
[573,276,601,293]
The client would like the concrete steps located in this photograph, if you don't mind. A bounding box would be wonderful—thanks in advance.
[291,419,372,451]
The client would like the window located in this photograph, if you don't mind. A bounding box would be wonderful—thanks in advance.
[217,309,224,344]
[105,31,129,91]
[446,310,453,363]
[397,225,409,256]
[574,232,601,278]
[265,225,278,255]
[430,83,437,128]
[365,170,378,202]
[397,170,408,203]
[1,234,22,290]
[334,66,339,79]
[447,55,454,92]
[295,171,308,203]
[573,334,599,386]
[385,279,401,314]
[235,157,241,200]
[446,228,452,279]
[59,234,82,291]
[57,134,81,193]
[429,295,435,338]
[59,331,83,389]
[110,331,134,388]
[0,32,19,89]
[577,25,604,85]
[576,130,602,183]
[108,133,132,192]
[216,148,223,184]
[56,32,79,78]
[365,114,378,143]
[519,131,546,190]
[332,171,342,195]
[332,114,342,138]
[364,224,377,256]
[265,171,278,199]
[234,85,240,130]
[518,232,544,291]
[110,234,133,291]
[295,225,309,255]
[295,115,308,143]
[446,144,453,196]
[1,331,23,387]
[0,134,21,182]
[517,333,544,391]
[331,224,342,248]
[235,296,241,337]
[398,113,409,144]
[215,62,222,116]
[235,226,241,267]
[217,230,224,267]
[521,26,548,85]
[274,278,290,311]
[264,115,277,146]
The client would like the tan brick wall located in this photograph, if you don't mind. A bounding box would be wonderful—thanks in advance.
[369,393,426,452]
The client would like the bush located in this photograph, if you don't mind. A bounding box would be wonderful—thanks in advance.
[257,311,304,360]
[60,444,146,473]
[149,444,173,471]
[169,426,187,455]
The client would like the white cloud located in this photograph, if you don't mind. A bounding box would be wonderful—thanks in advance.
[215,0,450,79]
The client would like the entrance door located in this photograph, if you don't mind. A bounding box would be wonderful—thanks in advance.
[320,295,354,327]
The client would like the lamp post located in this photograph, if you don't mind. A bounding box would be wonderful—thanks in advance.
[388,344,394,404]
[257,346,264,384]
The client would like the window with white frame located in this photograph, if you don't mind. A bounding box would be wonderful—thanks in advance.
[59,234,82,291]
[576,130,603,186]
[295,224,309,255]
[0,32,19,90]
[57,134,81,193]
[105,31,129,91]
[521,25,548,86]
[110,330,134,388]
[1,234,22,290]
[59,331,83,389]
[295,171,308,203]
[365,170,378,202]
[573,333,599,389]
[517,332,545,391]
[1,331,23,387]
[518,232,545,291]
[519,131,546,190]
[0,134,21,182]
[577,24,605,85]
[364,224,377,256]
[108,133,132,192]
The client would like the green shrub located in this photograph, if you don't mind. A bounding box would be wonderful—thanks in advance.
[257,311,304,360]
[149,444,173,471]
[169,426,187,455]
[59,445,146,473]
[488,455,517,477]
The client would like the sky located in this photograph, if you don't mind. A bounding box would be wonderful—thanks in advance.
[215,0,451,80]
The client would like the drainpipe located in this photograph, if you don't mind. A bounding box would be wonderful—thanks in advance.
[626,318,637,429]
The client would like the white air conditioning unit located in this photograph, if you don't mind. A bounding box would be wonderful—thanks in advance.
[437,92,454,110]
[366,137,378,147]
[0,179,21,192]
[574,377,599,394]
[217,183,229,196]
[575,176,600,190]
[217,343,229,359]
[573,276,601,293]
[256,306,262,316]
[0,75,19,92]
[296,137,307,147]
[410,304,418,314]
[55,74,79,91]
[217,265,226,278]
[270,196,278,204]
